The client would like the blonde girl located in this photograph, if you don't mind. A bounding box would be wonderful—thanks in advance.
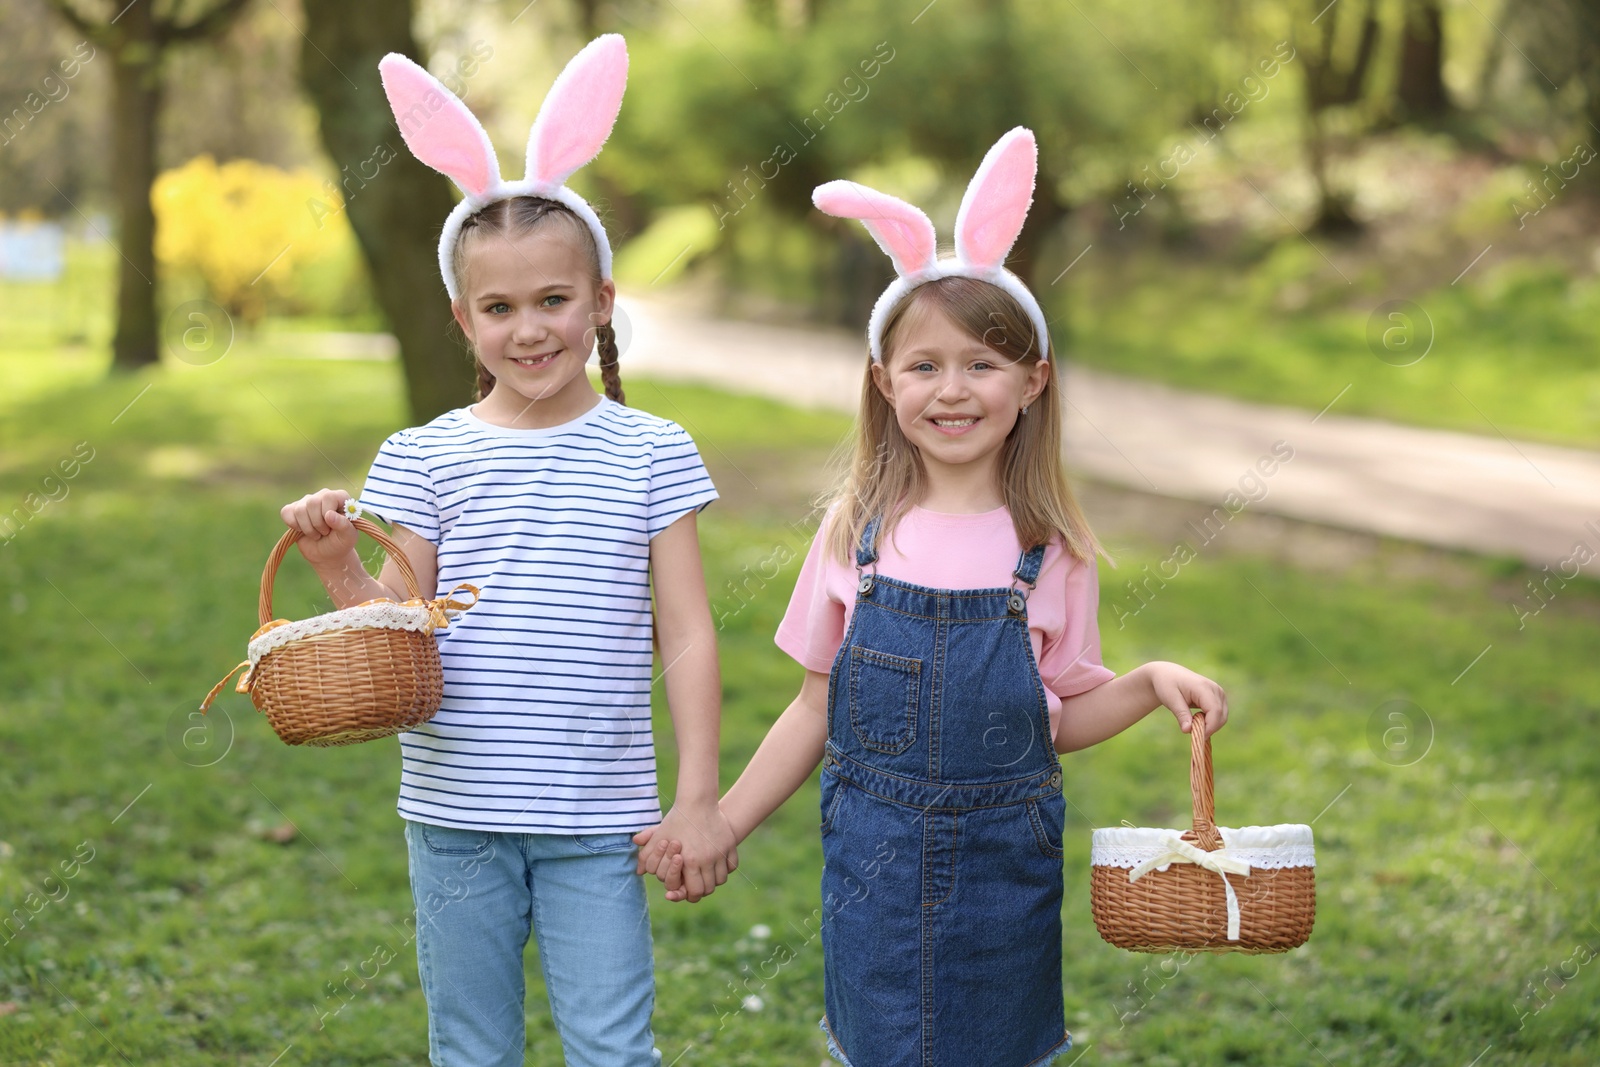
[638,128,1226,1067]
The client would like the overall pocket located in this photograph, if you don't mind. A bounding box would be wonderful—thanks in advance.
[1026,791,1066,860]
[847,645,921,755]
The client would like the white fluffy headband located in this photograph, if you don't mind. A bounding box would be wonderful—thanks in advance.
[813,127,1050,363]
[378,35,628,301]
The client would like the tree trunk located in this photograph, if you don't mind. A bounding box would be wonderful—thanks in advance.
[812,224,889,334]
[1567,0,1600,145]
[1396,0,1451,120]
[1296,0,1376,235]
[743,0,779,24]
[299,0,473,423]
[1303,102,1360,235]
[573,0,601,35]
[108,13,162,372]
[42,0,254,374]
[1012,164,1069,353]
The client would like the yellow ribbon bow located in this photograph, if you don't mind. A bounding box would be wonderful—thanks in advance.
[402,583,480,630]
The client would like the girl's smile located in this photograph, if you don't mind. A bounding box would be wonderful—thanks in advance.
[505,349,562,370]
[927,414,981,434]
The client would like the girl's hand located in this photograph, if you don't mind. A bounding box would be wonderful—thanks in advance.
[633,825,692,900]
[1144,661,1228,736]
[637,799,738,904]
[630,825,681,889]
[281,488,359,567]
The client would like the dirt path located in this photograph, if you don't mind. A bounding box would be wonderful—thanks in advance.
[617,296,1600,574]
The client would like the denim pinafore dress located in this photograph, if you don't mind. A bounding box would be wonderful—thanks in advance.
[818,516,1072,1067]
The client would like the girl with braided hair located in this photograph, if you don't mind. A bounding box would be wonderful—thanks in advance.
[278,37,736,1065]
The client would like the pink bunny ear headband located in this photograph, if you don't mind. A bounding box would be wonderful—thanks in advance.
[813,127,1049,363]
[378,35,628,301]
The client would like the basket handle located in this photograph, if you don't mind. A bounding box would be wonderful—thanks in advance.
[1184,710,1223,852]
[259,517,425,627]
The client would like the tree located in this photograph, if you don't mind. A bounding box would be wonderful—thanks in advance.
[813,0,1214,284]
[1294,0,1380,233]
[603,0,1216,331]
[0,3,106,216]
[42,0,255,372]
[298,0,474,422]
[1508,0,1600,167]
[1394,0,1451,122]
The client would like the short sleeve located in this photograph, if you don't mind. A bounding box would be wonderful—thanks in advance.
[358,430,441,544]
[1038,554,1117,700]
[774,521,848,674]
[646,423,719,538]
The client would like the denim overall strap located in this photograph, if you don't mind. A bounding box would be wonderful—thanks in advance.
[854,515,882,571]
[1012,544,1047,587]
[1006,544,1048,616]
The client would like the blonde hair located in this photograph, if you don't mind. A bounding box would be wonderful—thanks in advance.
[452,196,623,405]
[821,275,1103,567]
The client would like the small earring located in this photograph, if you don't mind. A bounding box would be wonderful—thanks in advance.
[1020,404,1029,415]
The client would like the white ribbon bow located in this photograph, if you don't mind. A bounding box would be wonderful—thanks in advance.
[1126,834,1253,941]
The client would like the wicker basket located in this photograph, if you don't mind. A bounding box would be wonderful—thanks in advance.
[1089,711,1316,954]
[201,517,477,747]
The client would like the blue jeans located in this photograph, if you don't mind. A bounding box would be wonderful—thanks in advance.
[404,820,661,1067]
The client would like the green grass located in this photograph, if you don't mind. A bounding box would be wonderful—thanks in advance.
[0,349,1597,1065]
[1062,249,1600,449]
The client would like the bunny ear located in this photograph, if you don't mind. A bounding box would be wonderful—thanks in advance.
[813,181,937,277]
[380,53,500,199]
[954,127,1037,269]
[525,34,629,188]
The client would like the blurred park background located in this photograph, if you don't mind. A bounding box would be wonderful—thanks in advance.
[2,0,1598,1063]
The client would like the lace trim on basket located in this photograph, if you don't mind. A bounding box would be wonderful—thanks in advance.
[199,585,477,714]
[1091,825,1316,870]
[247,602,440,666]
[1092,844,1316,869]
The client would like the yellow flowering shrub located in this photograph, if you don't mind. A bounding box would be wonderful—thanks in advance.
[153,155,356,324]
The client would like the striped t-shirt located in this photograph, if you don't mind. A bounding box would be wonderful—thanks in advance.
[357,396,718,833]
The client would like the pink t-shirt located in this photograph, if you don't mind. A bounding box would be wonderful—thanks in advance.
[776,505,1116,745]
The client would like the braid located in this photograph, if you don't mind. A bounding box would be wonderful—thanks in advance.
[474,358,496,403]
[597,322,625,405]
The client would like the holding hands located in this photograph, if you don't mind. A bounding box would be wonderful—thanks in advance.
[632,662,1230,903]
[634,798,738,903]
